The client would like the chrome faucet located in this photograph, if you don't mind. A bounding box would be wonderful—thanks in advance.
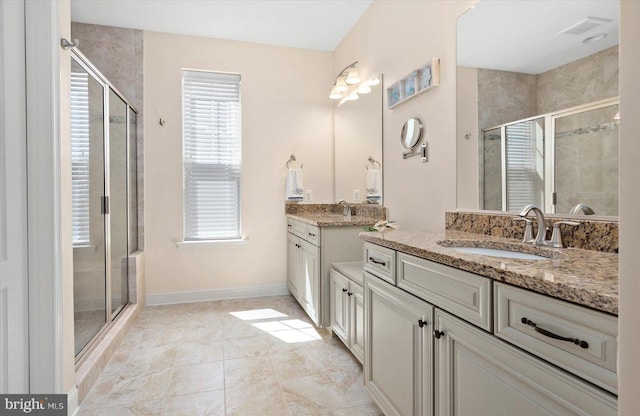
[517,205,549,246]
[336,200,351,219]
[570,203,596,215]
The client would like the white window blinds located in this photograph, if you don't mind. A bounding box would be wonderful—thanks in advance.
[70,71,91,244]
[182,70,241,240]
[505,119,545,211]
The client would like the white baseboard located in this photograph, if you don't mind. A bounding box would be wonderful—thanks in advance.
[68,385,79,416]
[145,283,289,306]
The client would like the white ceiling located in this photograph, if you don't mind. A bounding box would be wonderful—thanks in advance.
[457,0,619,74]
[70,0,372,52]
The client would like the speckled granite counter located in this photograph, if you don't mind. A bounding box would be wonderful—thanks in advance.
[288,213,381,227]
[360,230,618,315]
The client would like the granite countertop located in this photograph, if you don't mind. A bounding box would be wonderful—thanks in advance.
[288,213,381,227]
[360,230,618,315]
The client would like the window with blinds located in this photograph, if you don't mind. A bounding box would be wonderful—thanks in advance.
[182,70,242,241]
[505,118,545,211]
[70,71,91,244]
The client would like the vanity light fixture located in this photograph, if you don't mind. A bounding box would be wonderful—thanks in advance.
[329,61,360,100]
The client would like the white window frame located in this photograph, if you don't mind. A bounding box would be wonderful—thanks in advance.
[181,69,242,242]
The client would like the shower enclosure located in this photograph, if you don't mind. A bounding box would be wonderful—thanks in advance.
[71,49,138,359]
[481,98,619,216]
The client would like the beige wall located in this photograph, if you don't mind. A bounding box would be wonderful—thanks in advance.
[143,31,333,295]
[618,1,640,414]
[334,0,472,230]
[456,66,478,209]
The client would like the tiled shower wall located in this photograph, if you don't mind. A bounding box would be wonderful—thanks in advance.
[71,22,145,250]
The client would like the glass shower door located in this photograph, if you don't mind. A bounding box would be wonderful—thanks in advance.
[109,88,129,317]
[553,103,619,216]
[71,59,107,356]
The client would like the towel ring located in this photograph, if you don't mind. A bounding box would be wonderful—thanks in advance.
[286,154,303,169]
[367,156,381,170]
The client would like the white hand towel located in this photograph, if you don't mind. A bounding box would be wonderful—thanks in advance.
[286,168,304,201]
[366,169,381,200]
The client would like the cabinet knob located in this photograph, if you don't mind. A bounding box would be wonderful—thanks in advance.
[418,319,428,328]
[433,330,445,339]
[342,288,348,293]
[347,292,353,297]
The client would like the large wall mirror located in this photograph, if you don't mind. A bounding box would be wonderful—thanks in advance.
[456,0,619,217]
[334,74,383,204]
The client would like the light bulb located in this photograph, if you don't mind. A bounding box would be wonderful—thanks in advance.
[329,86,342,100]
[368,77,380,86]
[357,83,372,94]
[335,77,348,92]
[345,67,360,85]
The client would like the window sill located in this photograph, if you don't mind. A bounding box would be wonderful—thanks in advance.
[176,238,249,250]
[73,244,98,254]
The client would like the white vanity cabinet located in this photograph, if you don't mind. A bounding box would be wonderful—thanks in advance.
[330,262,366,363]
[287,217,365,327]
[362,243,618,416]
[287,231,320,324]
[434,309,617,416]
[364,272,433,416]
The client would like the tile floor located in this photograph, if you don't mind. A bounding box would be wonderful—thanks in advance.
[78,295,383,416]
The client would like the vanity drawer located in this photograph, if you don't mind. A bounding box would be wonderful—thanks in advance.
[397,253,492,331]
[494,282,618,394]
[304,224,320,246]
[292,219,307,238]
[364,243,396,285]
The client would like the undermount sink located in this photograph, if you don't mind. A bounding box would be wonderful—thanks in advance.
[449,247,549,260]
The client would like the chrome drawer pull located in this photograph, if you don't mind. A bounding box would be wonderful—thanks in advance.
[368,257,386,267]
[521,317,589,349]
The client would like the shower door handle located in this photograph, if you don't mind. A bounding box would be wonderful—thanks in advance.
[101,196,110,215]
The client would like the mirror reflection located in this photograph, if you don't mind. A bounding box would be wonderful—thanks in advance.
[334,74,383,204]
[456,0,620,216]
[401,118,423,149]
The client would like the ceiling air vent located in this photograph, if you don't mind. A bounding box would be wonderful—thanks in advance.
[558,17,612,35]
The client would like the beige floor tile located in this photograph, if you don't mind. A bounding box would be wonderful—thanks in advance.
[78,400,164,416]
[121,344,177,378]
[167,361,224,396]
[175,340,223,366]
[108,368,173,405]
[270,345,328,379]
[280,373,354,415]
[223,333,272,359]
[80,376,119,410]
[223,355,278,388]
[225,381,290,416]
[80,295,382,416]
[163,390,225,416]
[346,402,385,416]
[100,350,133,377]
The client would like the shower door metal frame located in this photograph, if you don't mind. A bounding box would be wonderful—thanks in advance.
[71,49,138,365]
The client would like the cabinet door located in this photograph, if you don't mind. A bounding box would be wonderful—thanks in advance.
[349,281,365,364]
[434,310,617,416]
[287,233,301,300]
[330,269,349,344]
[364,273,433,416]
[300,240,320,326]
